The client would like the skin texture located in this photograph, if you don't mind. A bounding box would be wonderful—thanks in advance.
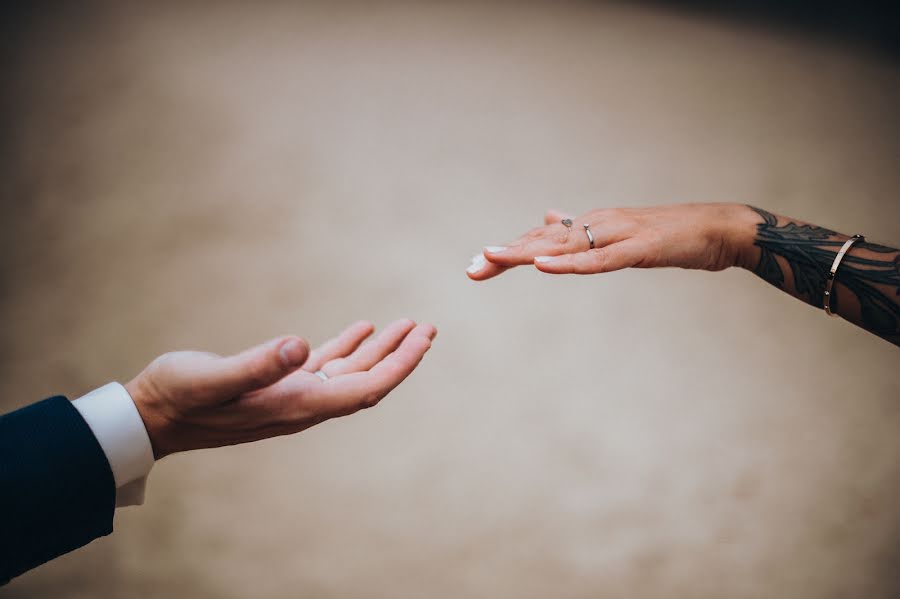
[126,319,437,459]
[468,203,899,346]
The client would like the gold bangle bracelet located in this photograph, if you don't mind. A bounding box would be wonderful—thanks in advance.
[823,234,864,316]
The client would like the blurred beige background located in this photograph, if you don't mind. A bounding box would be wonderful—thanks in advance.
[2,1,899,597]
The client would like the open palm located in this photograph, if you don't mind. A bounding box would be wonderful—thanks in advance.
[126,319,436,458]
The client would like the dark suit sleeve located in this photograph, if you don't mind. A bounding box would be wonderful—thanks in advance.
[0,396,116,584]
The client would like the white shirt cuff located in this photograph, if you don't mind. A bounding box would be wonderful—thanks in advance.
[72,382,155,507]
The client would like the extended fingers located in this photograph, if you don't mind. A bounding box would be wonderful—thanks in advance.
[533,238,647,274]
[320,318,417,376]
[466,253,510,281]
[482,229,572,266]
[316,323,437,417]
[483,210,598,267]
[303,320,374,372]
[467,209,574,281]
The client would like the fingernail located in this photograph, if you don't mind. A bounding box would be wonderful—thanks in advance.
[484,246,507,253]
[535,256,554,264]
[467,254,486,274]
[279,339,307,366]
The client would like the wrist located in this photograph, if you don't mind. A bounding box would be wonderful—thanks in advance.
[125,374,174,460]
[721,203,762,271]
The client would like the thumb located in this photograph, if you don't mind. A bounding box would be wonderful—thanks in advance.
[206,336,310,397]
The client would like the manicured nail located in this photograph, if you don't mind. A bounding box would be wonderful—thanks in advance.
[467,254,486,274]
[534,256,554,264]
[280,339,308,366]
[484,246,507,254]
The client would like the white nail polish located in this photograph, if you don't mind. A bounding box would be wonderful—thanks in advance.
[484,246,507,253]
[535,256,553,263]
[467,254,486,274]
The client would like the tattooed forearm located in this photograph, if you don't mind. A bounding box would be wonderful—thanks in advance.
[747,206,900,346]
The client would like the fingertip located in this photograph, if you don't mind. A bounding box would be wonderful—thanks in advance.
[408,322,436,339]
[469,259,512,281]
[350,320,375,336]
[466,264,494,281]
[418,323,437,340]
[278,337,310,367]
[466,253,487,276]
[390,317,417,330]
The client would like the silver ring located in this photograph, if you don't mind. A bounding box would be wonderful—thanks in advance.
[561,218,573,229]
[582,224,595,249]
[314,370,329,381]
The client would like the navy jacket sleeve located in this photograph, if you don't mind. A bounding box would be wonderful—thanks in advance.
[0,396,116,584]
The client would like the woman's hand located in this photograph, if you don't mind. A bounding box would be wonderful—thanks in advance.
[467,203,760,280]
[125,319,437,459]
[467,202,900,345]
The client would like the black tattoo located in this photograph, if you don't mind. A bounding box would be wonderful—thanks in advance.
[748,206,900,342]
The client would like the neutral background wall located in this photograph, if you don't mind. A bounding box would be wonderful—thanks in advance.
[2,2,899,597]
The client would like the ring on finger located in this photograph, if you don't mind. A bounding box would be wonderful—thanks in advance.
[582,223,595,249]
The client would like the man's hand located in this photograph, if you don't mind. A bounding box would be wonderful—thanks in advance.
[125,319,437,459]
[466,203,759,280]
